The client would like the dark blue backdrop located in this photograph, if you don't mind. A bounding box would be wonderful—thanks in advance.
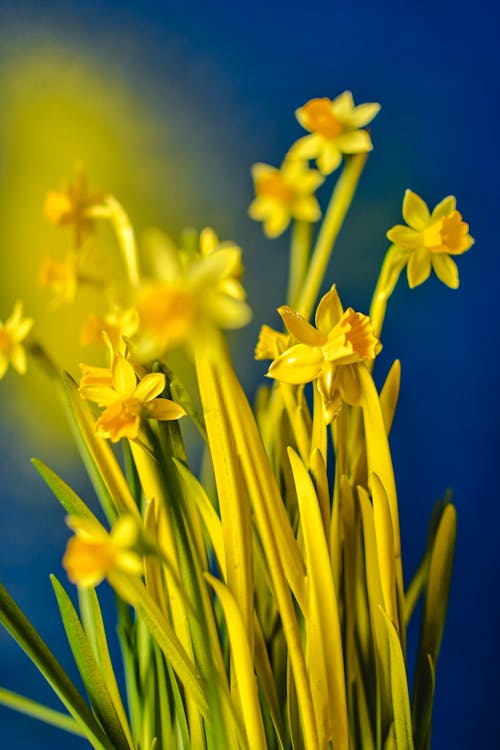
[0,1,497,747]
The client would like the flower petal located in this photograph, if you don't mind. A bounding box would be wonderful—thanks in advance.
[407,248,432,288]
[431,254,459,289]
[134,372,166,403]
[331,91,354,119]
[112,354,137,395]
[268,344,323,385]
[315,285,343,334]
[317,143,342,175]
[431,195,456,221]
[278,306,323,345]
[402,189,430,230]
[9,345,27,375]
[287,134,320,160]
[263,208,291,238]
[386,225,422,250]
[144,398,186,421]
[349,102,381,128]
[335,130,373,154]
[292,196,321,223]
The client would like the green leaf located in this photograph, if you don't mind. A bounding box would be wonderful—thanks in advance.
[0,583,113,750]
[0,686,83,736]
[31,458,101,523]
[412,504,456,750]
[51,576,133,750]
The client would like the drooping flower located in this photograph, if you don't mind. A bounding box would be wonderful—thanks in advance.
[44,165,105,247]
[133,228,252,359]
[248,160,324,237]
[63,515,142,588]
[386,189,474,289]
[267,285,380,422]
[0,301,33,379]
[79,351,185,442]
[288,92,380,175]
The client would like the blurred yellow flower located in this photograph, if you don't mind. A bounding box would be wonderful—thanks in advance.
[44,165,105,247]
[81,306,140,347]
[63,515,142,588]
[0,301,33,379]
[288,92,380,174]
[267,285,380,422]
[248,160,324,237]
[386,189,473,289]
[134,228,252,359]
[38,255,78,306]
[79,351,185,442]
[254,324,290,360]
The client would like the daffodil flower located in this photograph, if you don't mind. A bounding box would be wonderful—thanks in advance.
[63,515,142,588]
[80,306,140,348]
[38,255,78,306]
[134,228,252,359]
[386,189,474,289]
[0,301,33,379]
[288,92,380,175]
[79,352,186,442]
[44,164,105,247]
[248,160,324,237]
[267,285,380,422]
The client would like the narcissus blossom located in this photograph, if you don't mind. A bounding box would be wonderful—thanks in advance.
[248,160,324,237]
[267,285,380,422]
[0,301,33,379]
[63,515,142,588]
[79,351,185,442]
[44,165,104,247]
[386,189,473,289]
[288,92,380,175]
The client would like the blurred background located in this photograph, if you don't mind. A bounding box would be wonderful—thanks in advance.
[0,0,497,747]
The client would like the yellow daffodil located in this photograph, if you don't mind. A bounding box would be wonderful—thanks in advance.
[38,255,78,306]
[134,228,252,359]
[81,306,140,348]
[248,160,324,237]
[79,351,186,442]
[0,301,33,379]
[288,92,380,175]
[386,189,474,289]
[44,165,104,247]
[63,515,142,588]
[267,285,380,422]
[254,324,290,361]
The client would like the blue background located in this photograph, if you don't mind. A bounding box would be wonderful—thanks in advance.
[0,1,498,747]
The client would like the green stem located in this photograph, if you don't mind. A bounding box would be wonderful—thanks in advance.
[296,153,367,319]
[287,220,313,309]
[368,244,408,343]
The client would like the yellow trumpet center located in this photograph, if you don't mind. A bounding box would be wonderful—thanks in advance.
[422,211,470,254]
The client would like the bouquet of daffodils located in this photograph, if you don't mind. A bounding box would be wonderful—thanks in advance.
[0,92,472,750]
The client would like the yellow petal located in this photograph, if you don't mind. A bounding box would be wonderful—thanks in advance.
[263,207,291,237]
[402,189,430,230]
[407,248,432,288]
[268,344,323,385]
[134,372,166,403]
[9,345,27,375]
[431,254,459,289]
[292,196,321,222]
[350,102,381,128]
[315,285,343,334]
[335,130,373,154]
[317,142,342,174]
[79,384,118,407]
[331,90,354,118]
[278,305,323,345]
[112,354,136,395]
[386,225,422,249]
[144,398,186,421]
[431,195,456,221]
[287,133,320,160]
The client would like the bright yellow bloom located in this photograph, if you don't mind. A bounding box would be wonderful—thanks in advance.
[44,165,104,247]
[81,306,140,348]
[288,92,380,175]
[254,324,290,361]
[134,228,252,359]
[0,302,33,379]
[248,160,324,237]
[63,515,142,588]
[267,286,380,422]
[386,189,473,289]
[79,351,185,442]
[38,256,78,306]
